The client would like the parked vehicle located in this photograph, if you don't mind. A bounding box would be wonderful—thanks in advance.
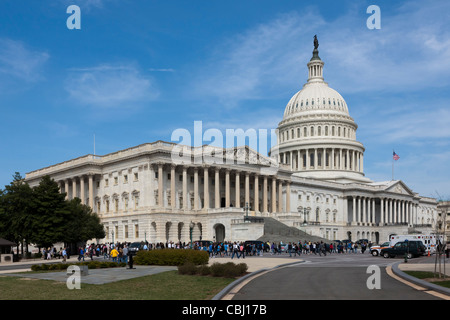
[129,242,144,252]
[389,234,444,255]
[370,242,391,256]
[381,240,426,259]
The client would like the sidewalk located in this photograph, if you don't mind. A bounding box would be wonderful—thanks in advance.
[398,262,450,276]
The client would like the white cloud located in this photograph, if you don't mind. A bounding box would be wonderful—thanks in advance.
[189,0,450,106]
[0,38,49,82]
[188,10,326,107]
[64,63,158,109]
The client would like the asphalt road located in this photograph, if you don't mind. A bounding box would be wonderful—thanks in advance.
[231,253,442,300]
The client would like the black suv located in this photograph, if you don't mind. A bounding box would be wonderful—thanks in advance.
[380,240,426,259]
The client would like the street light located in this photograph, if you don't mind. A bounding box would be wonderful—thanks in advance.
[189,221,194,249]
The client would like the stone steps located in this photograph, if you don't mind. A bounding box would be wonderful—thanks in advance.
[257,217,327,243]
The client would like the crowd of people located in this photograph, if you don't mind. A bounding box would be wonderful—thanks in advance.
[40,239,373,262]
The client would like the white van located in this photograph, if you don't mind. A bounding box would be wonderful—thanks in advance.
[389,234,444,255]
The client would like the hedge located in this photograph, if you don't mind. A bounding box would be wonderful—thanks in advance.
[134,249,209,266]
[178,261,248,278]
[30,261,126,271]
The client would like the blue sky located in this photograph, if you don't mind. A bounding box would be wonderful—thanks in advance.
[0,0,449,200]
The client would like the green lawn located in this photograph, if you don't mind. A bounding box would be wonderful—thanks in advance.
[0,270,235,300]
[404,271,450,289]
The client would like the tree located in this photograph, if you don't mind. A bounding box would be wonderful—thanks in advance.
[29,175,71,248]
[65,197,105,243]
[0,173,34,254]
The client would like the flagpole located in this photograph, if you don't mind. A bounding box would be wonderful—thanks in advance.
[392,149,394,180]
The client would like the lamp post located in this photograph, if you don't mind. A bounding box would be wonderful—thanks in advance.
[189,221,194,249]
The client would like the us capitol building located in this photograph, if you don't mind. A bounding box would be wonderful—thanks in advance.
[25,37,438,245]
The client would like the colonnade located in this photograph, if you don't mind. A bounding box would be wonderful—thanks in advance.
[280,147,363,172]
[59,175,95,208]
[155,163,291,214]
[350,196,418,226]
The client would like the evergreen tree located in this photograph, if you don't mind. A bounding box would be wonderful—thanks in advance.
[0,173,34,254]
[29,175,70,248]
[65,197,105,243]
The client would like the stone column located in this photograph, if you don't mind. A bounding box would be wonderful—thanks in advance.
[171,165,176,209]
[235,171,240,208]
[357,196,361,223]
[314,148,318,169]
[245,172,250,207]
[393,200,397,223]
[306,149,310,169]
[194,167,199,210]
[286,182,291,213]
[278,180,283,213]
[271,177,277,213]
[88,175,94,209]
[362,197,366,223]
[331,148,335,170]
[263,175,268,213]
[65,179,69,200]
[204,166,209,210]
[346,149,349,170]
[80,176,85,205]
[254,175,259,213]
[158,163,163,207]
[352,196,356,224]
[389,199,393,223]
[182,166,188,209]
[72,179,77,200]
[225,169,230,208]
[215,168,220,209]
[372,198,376,224]
[380,198,384,224]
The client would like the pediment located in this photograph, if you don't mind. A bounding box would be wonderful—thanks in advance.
[385,181,414,196]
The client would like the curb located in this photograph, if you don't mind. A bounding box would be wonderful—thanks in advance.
[391,262,450,297]
[212,261,304,300]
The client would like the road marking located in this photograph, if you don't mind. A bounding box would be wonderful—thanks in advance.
[386,265,427,291]
[386,265,450,300]
[221,269,273,300]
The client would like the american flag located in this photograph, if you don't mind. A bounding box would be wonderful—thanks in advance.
[393,151,400,161]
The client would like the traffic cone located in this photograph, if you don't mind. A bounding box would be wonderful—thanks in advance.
[427,250,430,257]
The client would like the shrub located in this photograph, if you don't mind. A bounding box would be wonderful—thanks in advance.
[197,265,211,276]
[178,262,198,275]
[134,249,209,266]
[209,262,248,278]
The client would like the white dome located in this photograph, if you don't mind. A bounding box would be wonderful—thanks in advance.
[272,36,370,184]
[283,82,349,119]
